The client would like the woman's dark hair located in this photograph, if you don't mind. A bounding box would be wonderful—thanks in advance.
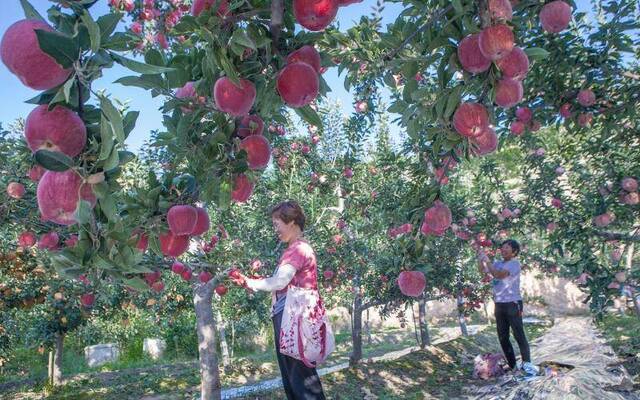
[271,201,306,231]
[501,239,521,255]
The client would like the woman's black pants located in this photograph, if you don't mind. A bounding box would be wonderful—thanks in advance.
[494,300,531,369]
[272,312,326,400]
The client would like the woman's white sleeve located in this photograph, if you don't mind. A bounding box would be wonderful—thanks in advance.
[247,264,297,292]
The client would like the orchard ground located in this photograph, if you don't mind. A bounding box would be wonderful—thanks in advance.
[2,300,640,399]
[1,0,639,400]
[2,310,550,399]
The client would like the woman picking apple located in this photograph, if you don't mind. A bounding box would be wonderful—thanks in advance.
[235,200,333,399]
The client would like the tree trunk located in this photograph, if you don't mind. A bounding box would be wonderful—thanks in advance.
[411,304,420,344]
[626,244,640,319]
[632,288,640,320]
[483,301,490,324]
[194,282,222,400]
[216,309,231,370]
[230,321,235,358]
[47,351,53,386]
[50,332,64,385]
[365,308,372,346]
[457,294,468,336]
[418,296,430,348]
[349,290,363,366]
[174,336,181,358]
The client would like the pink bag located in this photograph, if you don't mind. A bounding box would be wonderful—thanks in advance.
[276,285,335,368]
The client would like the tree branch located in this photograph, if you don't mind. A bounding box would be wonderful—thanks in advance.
[360,299,385,311]
[383,5,453,62]
[229,8,270,23]
[595,230,640,242]
[270,0,284,55]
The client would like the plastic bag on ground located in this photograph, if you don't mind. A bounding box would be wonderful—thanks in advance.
[473,353,508,380]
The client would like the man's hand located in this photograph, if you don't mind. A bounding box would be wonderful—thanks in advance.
[477,249,489,261]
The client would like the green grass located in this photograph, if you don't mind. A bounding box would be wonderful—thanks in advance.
[596,310,640,389]
[0,325,429,399]
[0,346,196,385]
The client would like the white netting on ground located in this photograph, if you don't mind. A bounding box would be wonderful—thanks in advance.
[465,317,639,400]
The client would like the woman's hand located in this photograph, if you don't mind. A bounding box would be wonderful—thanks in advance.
[228,268,247,288]
[245,278,258,292]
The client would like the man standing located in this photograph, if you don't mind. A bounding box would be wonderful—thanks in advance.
[477,239,538,376]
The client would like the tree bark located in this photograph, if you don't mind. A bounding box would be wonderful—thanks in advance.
[625,244,640,320]
[194,281,221,400]
[349,289,363,366]
[270,0,284,51]
[216,309,231,370]
[364,308,372,346]
[595,230,640,242]
[412,304,420,344]
[632,289,640,320]
[418,296,430,348]
[48,351,54,386]
[230,321,235,358]
[51,332,64,385]
[457,294,468,336]
[483,301,491,324]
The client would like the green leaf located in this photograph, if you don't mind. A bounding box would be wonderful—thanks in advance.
[109,52,175,74]
[218,180,232,211]
[403,78,418,103]
[524,48,550,60]
[216,48,239,84]
[19,0,45,21]
[166,55,191,88]
[114,75,164,90]
[25,88,59,105]
[122,261,152,274]
[118,151,136,166]
[99,116,114,161]
[97,12,122,40]
[103,147,120,171]
[383,73,397,88]
[62,76,75,103]
[99,196,119,221]
[123,277,149,291]
[444,86,462,119]
[144,49,165,67]
[80,10,101,52]
[102,32,129,51]
[148,234,161,257]
[74,199,94,225]
[99,95,125,144]
[49,84,70,106]
[230,28,256,50]
[94,255,119,271]
[35,29,79,69]
[401,61,419,79]
[172,15,199,33]
[176,114,191,138]
[452,0,464,15]
[35,150,73,171]
[92,181,109,199]
[123,111,139,137]
[294,106,323,128]
[50,253,81,277]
